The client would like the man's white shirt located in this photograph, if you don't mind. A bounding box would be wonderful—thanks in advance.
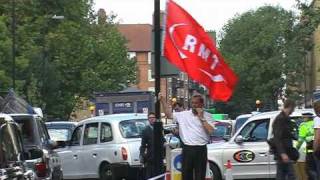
[314,116,320,129]
[173,110,213,146]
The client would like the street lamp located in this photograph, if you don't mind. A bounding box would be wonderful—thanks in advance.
[11,0,16,90]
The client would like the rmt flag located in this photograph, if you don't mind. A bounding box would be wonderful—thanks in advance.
[163,0,238,101]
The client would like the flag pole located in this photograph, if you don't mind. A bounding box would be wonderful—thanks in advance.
[153,0,164,176]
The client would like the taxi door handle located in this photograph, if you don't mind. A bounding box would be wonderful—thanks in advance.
[93,153,97,158]
[73,154,78,159]
[258,152,267,157]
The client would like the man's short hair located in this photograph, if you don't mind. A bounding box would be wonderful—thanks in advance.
[283,99,295,109]
[314,101,320,114]
[148,112,155,117]
[192,94,204,104]
[302,112,314,118]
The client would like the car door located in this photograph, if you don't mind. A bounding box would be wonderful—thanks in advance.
[57,125,84,179]
[222,119,270,179]
[79,122,100,178]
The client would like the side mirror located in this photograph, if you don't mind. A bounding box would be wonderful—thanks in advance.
[55,141,67,148]
[223,135,231,141]
[164,129,171,135]
[235,135,244,144]
[29,149,43,159]
[167,136,180,149]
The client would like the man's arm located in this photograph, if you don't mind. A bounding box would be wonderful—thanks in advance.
[159,93,173,119]
[196,109,214,135]
[314,128,320,151]
[296,125,307,150]
[273,117,289,162]
[139,130,147,162]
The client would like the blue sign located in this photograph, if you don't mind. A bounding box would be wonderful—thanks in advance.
[137,101,150,113]
[113,102,134,114]
[173,154,182,172]
[95,103,109,115]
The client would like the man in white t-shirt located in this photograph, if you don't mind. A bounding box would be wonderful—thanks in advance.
[313,101,320,177]
[160,94,214,180]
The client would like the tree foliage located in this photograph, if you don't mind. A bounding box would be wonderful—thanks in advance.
[0,0,136,118]
[216,6,305,117]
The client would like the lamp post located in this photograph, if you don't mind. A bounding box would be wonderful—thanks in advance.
[11,0,16,90]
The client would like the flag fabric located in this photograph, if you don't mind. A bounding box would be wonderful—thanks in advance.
[163,0,238,102]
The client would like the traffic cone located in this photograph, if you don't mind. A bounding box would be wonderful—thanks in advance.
[165,171,170,180]
[225,160,233,180]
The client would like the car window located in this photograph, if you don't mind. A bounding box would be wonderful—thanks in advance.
[37,120,50,143]
[119,119,148,138]
[14,117,37,145]
[83,123,98,145]
[235,117,249,132]
[0,123,23,165]
[70,125,83,146]
[48,129,70,141]
[100,123,112,143]
[211,123,232,137]
[239,119,269,142]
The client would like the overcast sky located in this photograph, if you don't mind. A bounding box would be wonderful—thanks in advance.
[94,0,298,32]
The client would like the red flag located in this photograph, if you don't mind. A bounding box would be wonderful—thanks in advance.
[163,0,238,102]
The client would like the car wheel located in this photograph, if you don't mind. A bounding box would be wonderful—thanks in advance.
[210,162,222,180]
[99,163,113,180]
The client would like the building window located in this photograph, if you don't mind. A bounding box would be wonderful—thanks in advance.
[127,52,136,59]
[147,52,152,64]
[148,69,154,81]
[148,87,155,92]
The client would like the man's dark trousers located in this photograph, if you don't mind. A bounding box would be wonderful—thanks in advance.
[182,144,207,180]
[276,161,296,180]
[306,152,318,180]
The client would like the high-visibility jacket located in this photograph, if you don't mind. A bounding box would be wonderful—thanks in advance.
[296,120,314,153]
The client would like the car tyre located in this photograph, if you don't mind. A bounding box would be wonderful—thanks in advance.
[99,163,113,180]
[209,162,222,180]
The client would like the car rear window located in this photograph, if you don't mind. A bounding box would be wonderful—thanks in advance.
[13,117,37,145]
[48,129,70,141]
[119,119,148,138]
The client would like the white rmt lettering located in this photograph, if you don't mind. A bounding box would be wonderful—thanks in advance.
[182,35,197,53]
[198,44,211,61]
[210,54,219,70]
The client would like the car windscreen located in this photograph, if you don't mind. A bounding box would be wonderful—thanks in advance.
[47,128,70,141]
[211,123,232,137]
[13,117,37,145]
[119,119,148,138]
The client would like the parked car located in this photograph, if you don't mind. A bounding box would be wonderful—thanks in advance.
[206,109,314,180]
[0,113,34,180]
[10,114,63,180]
[56,113,148,180]
[45,122,78,142]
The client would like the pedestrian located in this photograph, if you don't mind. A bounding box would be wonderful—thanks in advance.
[272,99,298,180]
[139,112,165,179]
[296,112,317,180]
[160,93,214,180]
[313,101,320,177]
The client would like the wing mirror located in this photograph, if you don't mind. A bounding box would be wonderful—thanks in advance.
[167,136,180,149]
[56,141,67,148]
[29,148,43,159]
[223,135,231,141]
[235,135,244,144]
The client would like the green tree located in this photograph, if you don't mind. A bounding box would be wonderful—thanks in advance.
[217,6,304,117]
[0,0,136,118]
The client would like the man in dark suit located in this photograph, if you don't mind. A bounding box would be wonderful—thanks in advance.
[140,112,165,179]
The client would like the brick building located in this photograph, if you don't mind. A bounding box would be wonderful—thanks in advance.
[117,24,167,98]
